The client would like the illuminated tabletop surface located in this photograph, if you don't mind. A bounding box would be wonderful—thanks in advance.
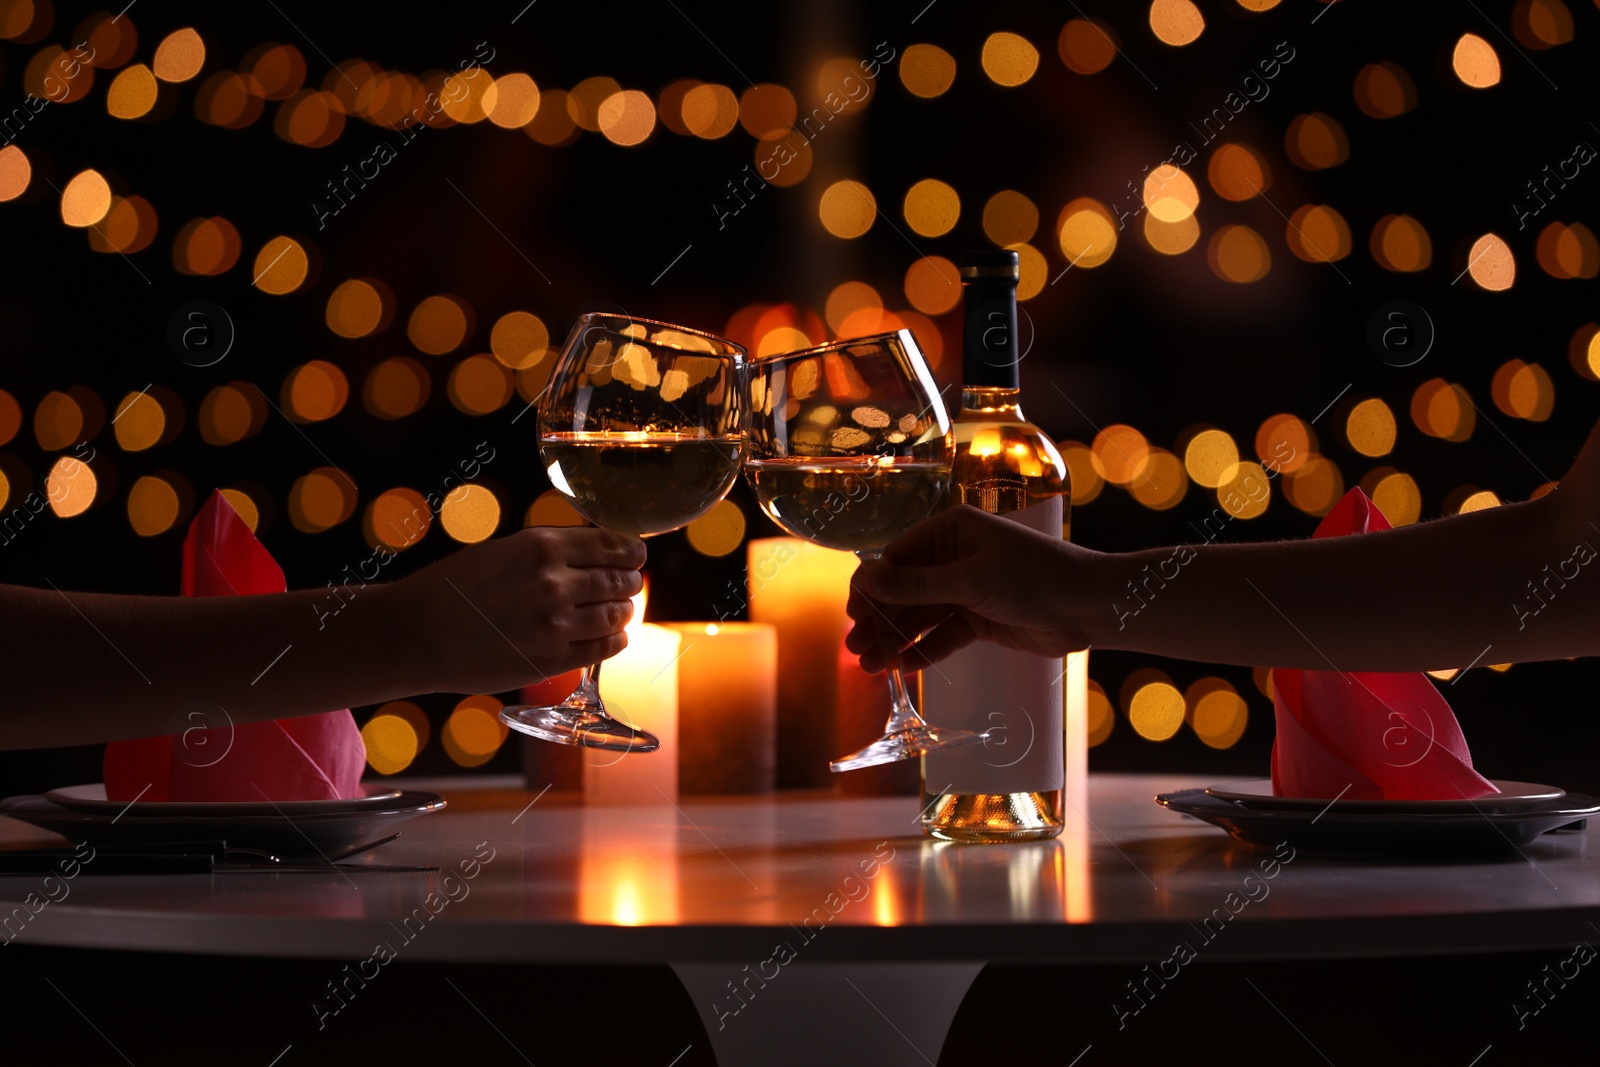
[6,773,1597,1065]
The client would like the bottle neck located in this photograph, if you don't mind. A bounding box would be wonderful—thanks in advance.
[959,386,1025,420]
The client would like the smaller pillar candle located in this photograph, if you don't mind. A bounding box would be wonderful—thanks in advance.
[665,622,777,794]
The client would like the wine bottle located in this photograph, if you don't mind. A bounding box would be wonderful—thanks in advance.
[921,249,1070,842]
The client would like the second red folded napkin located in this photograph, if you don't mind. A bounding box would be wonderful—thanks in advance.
[103,491,366,802]
[1270,488,1498,801]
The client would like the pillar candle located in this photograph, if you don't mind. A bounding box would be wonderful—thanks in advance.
[583,621,681,805]
[664,622,777,795]
[747,537,858,787]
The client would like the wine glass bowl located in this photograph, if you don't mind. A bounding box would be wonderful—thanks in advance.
[743,330,988,771]
[501,314,746,752]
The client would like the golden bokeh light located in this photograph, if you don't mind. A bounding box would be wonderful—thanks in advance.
[981,31,1039,86]
[1237,0,1284,9]
[443,695,508,767]
[440,68,494,124]
[213,488,258,532]
[1256,413,1313,474]
[903,178,960,237]
[1458,490,1502,514]
[490,311,550,370]
[1371,214,1432,272]
[173,216,242,275]
[1129,680,1185,741]
[1371,471,1421,527]
[408,294,471,354]
[448,355,513,415]
[1208,143,1269,201]
[1127,447,1187,510]
[441,484,501,543]
[1411,379,1476,442]
[657,78,700,136]
[361,712,419,776]
[686,499,747,557]
[1057,198,1117,268]
[34,391,83,451]
[252,236,308,294]
[567,76,622,132]
[25,46,95,104]
[196,72,266,129]
[1512,0,1574,48]
[283,361,349,423]
[326,279,387,338]
[818,180,876,238]
[112,390,164,451]
[682,83,739,138]
[1285,113,1348,170]
[1491,359,1554,421]
[1144,213,1200,256]
[1354,61,1416,117]
[1467,233,1515,291]
[526,489,587,528]
[1207,224,1271,283]
[1286,204,1351,263]
[366,487,431,550]
[982,190,1038,246]
[1143,164,1199,222]
[0,144,30,201]
[1568,323,1600,380]
[127,475,180,537]
[1086,680,1115,747]
[288,467,355,533]
[1346,398,1396,456]
[276,90,345,147]
[599,89,656,146]
[1058,19,1117,75]
[825,281,883,332]
[1149,0,1205,46]
[753,131,813,188]
[526,88,577,145]
[0,0,34,39]
[249,43,307,100]
[486,72,540,128]
[1190,684,1248,749]
[46,456,97,518]
[106,63,157,119]
[1009,242,1048,300]
[902,257,960,316]
[60,169,112,228]
[0,389,19,445]
[900,43,956,98]
[1091,424,1150,486]
[1452,34,1501,88]
[153,27,205,83]
[199,383,265,446]
[1219,461,1270,519]
[1284,455,1344,516]
[88,195,158,255]
[1536,221,1599,279]
[1058,442,1104,505]
[738,83,796,139]
[1184,429,1239,489]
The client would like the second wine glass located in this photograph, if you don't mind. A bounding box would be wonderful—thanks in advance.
[500,313,746,752]
[743,330,988,771]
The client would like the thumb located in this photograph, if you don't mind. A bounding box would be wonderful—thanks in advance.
[862,560,973,606]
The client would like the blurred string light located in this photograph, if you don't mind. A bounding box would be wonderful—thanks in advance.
[1149,0,1205,47]
[1353,61,1416,118]
[980,32,1038,86]
[1512,0,1574,48]
[442,695,508,767]
[899,43,955,98]
[1536,222,1598,279]
[1058,19,1117,75]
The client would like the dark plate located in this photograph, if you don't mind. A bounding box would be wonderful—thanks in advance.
[1156,788,1600,855]
[1203,779,1566,815]
[0,791,446,862]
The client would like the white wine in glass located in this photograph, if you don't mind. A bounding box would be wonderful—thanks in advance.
[500,314,746,752]
[743,330,988,772]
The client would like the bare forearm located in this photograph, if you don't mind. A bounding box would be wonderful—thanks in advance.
[1081,494,1596,671]
[0,582,417,750]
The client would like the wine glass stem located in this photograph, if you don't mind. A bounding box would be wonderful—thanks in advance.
[570,659,604,708]
[857,550,928,735]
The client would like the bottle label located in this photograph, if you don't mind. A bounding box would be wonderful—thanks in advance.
[922,496,1065,796]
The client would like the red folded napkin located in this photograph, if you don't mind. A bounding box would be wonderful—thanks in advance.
[1270,488,1498,801]
[103,490,366,802]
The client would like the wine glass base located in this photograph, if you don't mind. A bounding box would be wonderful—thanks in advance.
[829,725,988,773]
[500,704,660,753]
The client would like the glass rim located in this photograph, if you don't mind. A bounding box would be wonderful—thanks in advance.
[748,328,919,364]
[572,312,746,357]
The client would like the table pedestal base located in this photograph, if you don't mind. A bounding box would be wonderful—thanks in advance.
[670,961,983,1066]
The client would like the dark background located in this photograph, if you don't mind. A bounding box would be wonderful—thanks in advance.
[1,0,1597,791]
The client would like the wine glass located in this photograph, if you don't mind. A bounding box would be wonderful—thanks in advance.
[743,330,988,771]
[500,314,746,752]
